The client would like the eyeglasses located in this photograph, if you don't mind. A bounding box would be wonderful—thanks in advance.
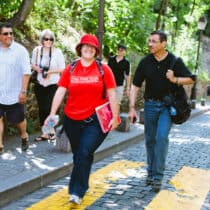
[1,32,13,36]
[43,38,54,41]
[148,39,161,44]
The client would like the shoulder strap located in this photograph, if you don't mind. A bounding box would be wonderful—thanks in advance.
[69,60,78,74]
[39,47,52,68]
[169,55,178,70]
[95,59,104,77]
[35,48,39,65]
[95,59,106,99]
[39,47,42,67]
[168,56,179,92]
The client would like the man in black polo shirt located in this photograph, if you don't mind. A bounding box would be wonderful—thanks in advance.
[108,44,131,104]
[129,30,194,192]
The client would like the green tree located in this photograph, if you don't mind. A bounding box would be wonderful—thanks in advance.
[0,0,35,27]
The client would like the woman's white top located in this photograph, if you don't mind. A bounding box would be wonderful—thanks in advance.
[31,46,65,87]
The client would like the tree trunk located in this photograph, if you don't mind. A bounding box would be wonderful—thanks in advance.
[8,0,35,27]
[171,0,180,47]
[155,0,168,30]
[190,0,196,15]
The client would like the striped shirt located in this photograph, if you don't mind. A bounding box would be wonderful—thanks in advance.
[0,41,31,105]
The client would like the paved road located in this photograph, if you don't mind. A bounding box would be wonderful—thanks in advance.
[2,111,210,210]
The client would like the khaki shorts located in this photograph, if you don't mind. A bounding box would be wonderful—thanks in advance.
[116,86,124,104]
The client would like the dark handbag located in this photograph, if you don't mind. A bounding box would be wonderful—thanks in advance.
[166,56,191,124]
[170,86,191,124]
[30,70,38,83]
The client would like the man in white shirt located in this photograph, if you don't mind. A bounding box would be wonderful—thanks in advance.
[0,22,31,154]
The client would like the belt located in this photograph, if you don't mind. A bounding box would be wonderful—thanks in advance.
[83,113,97,123]
[145,98,163,102]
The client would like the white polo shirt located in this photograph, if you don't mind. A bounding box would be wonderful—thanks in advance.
[0,41,31,105]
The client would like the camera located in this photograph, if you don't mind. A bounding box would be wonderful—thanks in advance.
[42,66,49,78]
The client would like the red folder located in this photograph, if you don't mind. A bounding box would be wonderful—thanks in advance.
[95,102,121,133]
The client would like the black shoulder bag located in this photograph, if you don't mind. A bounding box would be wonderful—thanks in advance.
[166,56,191,124]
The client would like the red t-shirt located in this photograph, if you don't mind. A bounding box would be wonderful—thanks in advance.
[58,60,116,120]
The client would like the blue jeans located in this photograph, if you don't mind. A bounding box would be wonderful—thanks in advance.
[63,113,108,198]
[144,100,172,180]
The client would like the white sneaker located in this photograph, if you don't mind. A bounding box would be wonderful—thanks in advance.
[69,194,81,205]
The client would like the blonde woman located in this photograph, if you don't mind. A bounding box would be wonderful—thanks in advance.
[31,29,65,141]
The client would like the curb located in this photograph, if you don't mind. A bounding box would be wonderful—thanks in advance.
[190,106,210,119]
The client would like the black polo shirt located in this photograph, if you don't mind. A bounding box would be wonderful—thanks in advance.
[133,52,194,100]
[108,56,130,86]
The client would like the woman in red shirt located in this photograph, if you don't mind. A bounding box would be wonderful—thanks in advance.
[45,34,119,204]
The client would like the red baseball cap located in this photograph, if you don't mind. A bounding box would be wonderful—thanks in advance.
[76,34,100,56]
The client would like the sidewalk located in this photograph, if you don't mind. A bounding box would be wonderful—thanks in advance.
[0,103,209,207]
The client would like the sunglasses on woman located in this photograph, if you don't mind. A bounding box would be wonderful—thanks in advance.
[43,37,54,41]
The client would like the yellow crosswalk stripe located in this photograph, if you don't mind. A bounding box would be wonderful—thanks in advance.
[145,166,210,210]
[26,160,144,210]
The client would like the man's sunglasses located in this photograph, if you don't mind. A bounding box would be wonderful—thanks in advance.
[1,32,13,36]
[43,38,54,41]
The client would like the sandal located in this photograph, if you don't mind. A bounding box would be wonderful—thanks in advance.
[49,133,56,141]
[34,136,48,141]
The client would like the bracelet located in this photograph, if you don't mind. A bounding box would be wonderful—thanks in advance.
[130,105,135,109]
[176,77,180,86]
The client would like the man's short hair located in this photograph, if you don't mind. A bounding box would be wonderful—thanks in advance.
[0,22,13,33]
[117,44,127,50]
[150,30,167,42]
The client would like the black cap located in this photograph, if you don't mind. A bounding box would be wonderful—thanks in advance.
[117,44,126,50]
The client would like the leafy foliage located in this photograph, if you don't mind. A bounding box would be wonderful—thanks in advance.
[1,0,209,58]
[0,0,22,20]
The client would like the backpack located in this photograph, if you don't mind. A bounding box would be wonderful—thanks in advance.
[165,56,191,124]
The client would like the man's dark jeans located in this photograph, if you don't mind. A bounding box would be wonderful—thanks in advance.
[63,114,108,198]
[144,100,172,181]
